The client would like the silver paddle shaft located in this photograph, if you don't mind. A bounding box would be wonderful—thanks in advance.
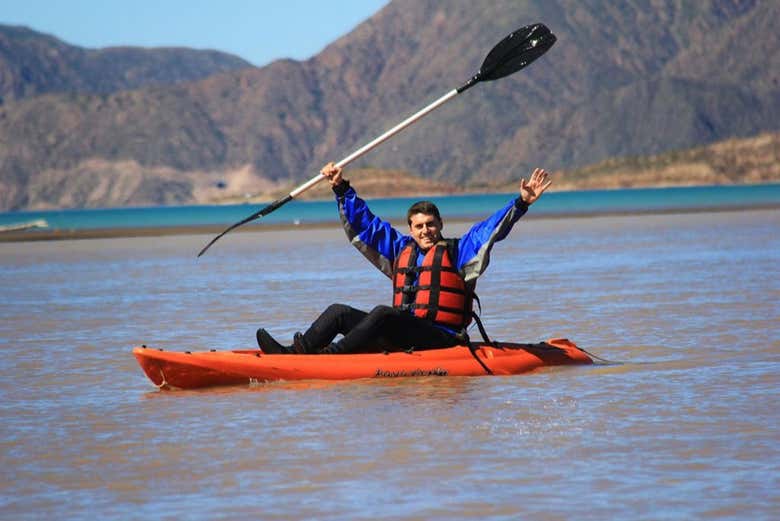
[289,88,460,198]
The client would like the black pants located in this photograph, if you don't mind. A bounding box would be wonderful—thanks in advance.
[299,303,461,354]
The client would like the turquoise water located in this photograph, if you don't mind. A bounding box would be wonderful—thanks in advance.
[2,183,779,231]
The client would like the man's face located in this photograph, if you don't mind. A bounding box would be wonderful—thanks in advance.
[408,212,442,251]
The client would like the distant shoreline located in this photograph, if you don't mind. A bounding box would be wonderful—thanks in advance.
[210,179,780,206]
[2,202,777,243]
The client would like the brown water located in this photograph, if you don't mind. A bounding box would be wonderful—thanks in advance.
[1,209,778,520]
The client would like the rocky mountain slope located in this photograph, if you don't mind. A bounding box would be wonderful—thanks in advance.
[1,0,778,211]
[236,131,780,202]
[550,131,780,191]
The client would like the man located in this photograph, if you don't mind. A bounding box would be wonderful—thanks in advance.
[257,162,552,354]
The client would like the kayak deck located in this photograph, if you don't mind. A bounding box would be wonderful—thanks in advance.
[132,338,593,390]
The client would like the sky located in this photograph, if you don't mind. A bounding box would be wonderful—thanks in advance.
[0,0,389,66]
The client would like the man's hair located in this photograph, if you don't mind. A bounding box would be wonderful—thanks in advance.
[406,200,442,226]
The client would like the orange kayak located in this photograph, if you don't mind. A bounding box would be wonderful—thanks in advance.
[133,338,592,390]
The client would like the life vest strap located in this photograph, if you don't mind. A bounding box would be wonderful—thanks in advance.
[408,302,469,314]
[470,309,495,347]
[400,284,467,295]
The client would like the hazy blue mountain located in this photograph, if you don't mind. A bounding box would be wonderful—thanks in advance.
[0,24,251,103]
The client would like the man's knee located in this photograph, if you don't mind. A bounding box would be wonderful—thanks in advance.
[371,304,395,315]
[367,305,396,319]
[325,303,353,316]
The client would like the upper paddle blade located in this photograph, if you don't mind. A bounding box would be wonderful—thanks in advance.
[478,23,556,82]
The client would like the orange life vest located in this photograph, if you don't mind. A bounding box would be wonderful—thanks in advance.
[392,240,473,329]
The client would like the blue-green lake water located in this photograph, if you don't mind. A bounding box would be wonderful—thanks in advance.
[2,183,779,231]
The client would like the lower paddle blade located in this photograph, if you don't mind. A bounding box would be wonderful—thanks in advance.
[197,194,293,257]
[478,23,556,82]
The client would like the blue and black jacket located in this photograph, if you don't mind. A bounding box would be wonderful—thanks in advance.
[333,181,528,285]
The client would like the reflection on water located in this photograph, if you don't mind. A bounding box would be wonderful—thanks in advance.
[1,209,778,520]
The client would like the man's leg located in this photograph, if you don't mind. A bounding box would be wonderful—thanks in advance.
[297,303,370,352]
[326,305,460,354]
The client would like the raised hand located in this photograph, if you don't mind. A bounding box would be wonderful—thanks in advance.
[519,168,552,205]
[320,162,345,187]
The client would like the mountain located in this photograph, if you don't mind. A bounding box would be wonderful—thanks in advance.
[1,0,778,211]
[548,131,780,191]
[0,24,252,104]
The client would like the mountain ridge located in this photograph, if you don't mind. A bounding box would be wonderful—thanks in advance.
[0,24,252,104]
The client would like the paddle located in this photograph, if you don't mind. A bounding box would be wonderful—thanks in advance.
[197,23,556,257]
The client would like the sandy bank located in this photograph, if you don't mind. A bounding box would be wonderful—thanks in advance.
[2,203,778,243]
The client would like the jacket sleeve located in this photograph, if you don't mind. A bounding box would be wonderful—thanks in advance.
[457,198,529,282]
[334,181,408,278]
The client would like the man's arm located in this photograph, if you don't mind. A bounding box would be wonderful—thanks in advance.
[457,168,552,281]
[322,163,407,278]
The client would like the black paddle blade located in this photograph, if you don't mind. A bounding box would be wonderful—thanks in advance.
[197,194,293,257]
[479,23,556,82]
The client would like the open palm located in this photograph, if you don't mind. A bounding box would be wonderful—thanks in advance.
[520,168,552,205]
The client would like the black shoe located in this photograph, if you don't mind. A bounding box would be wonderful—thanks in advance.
[292,332,310,354]
[256,328,292,354]
[319,342,344,354]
